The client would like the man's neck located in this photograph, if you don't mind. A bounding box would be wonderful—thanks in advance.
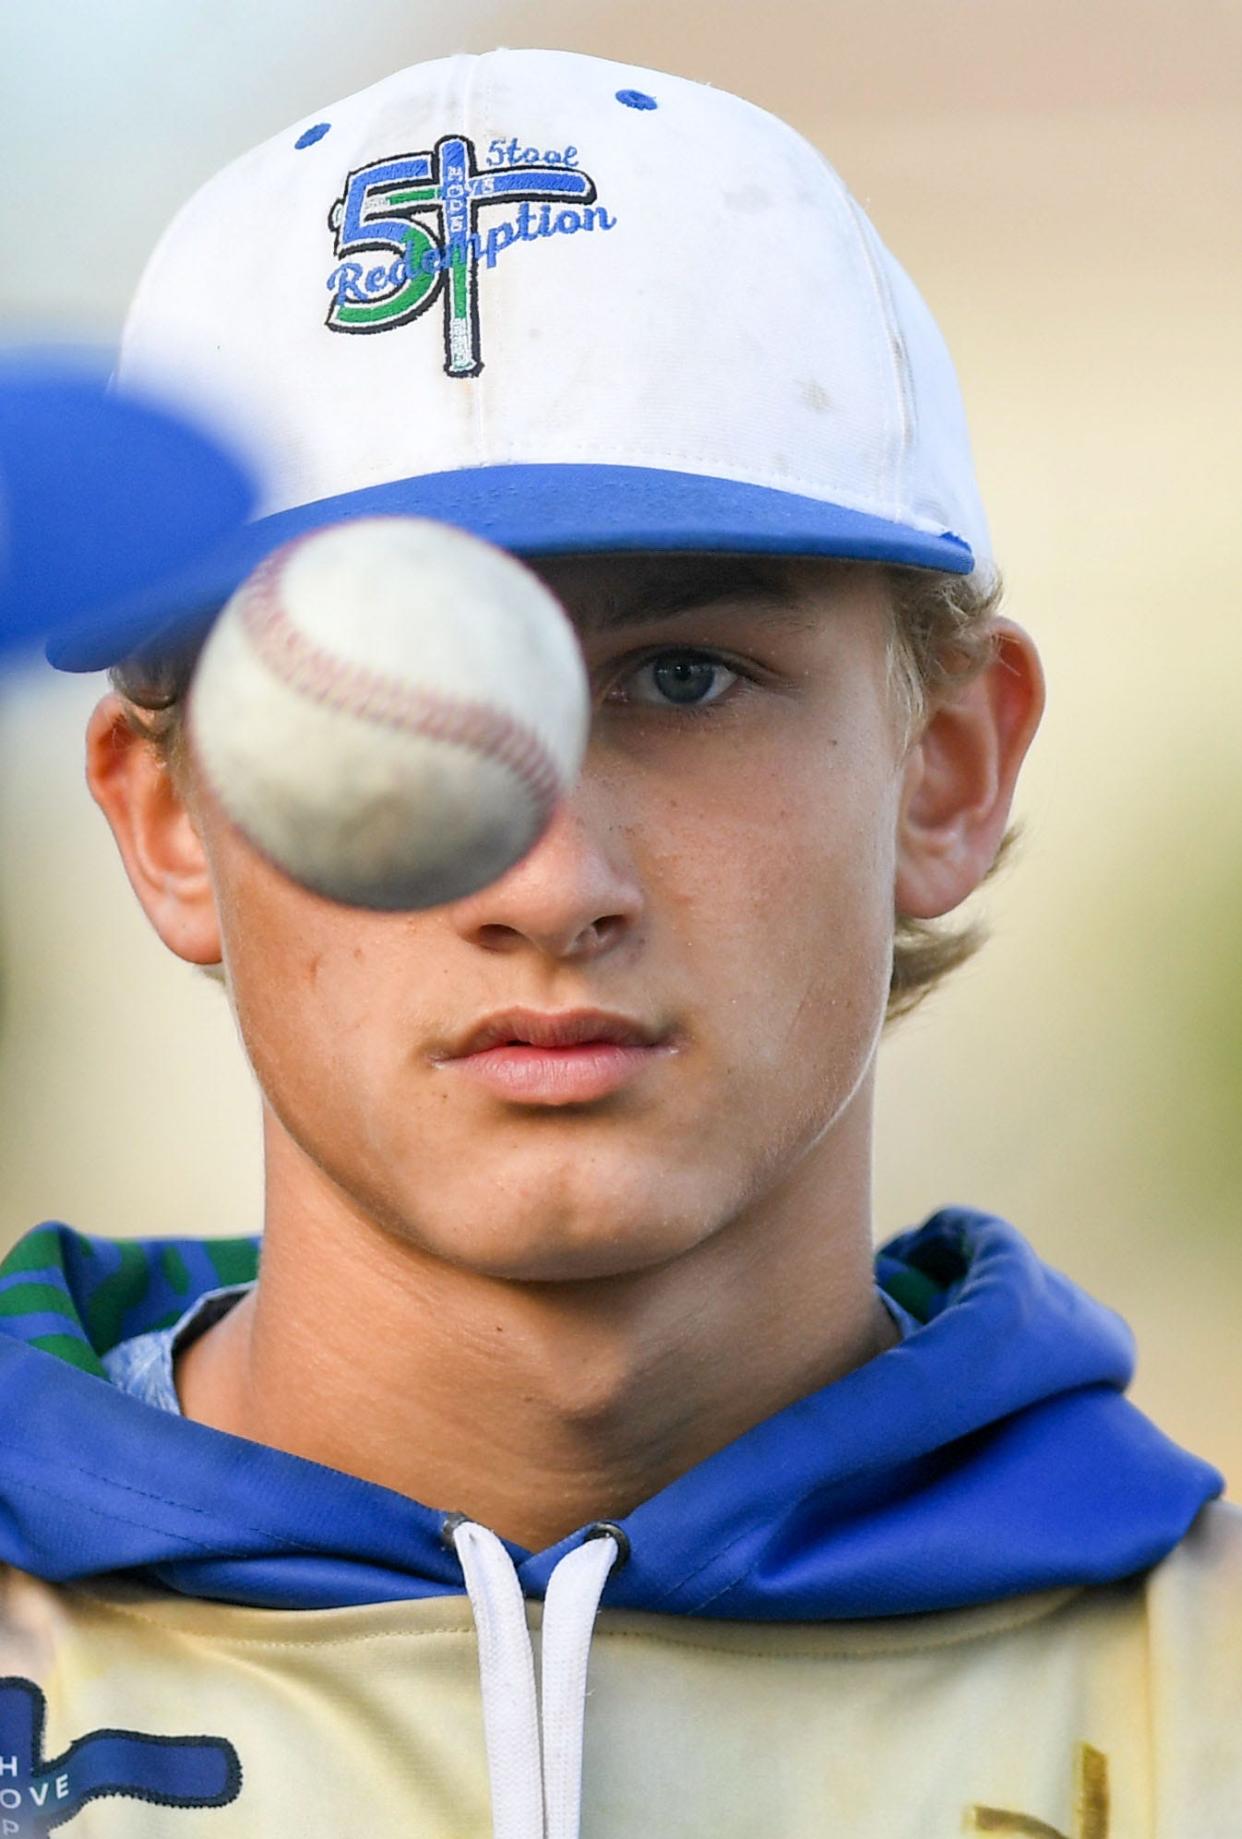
[176,1103,897,1552]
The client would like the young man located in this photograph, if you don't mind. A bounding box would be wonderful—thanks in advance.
[1,49,1237,1839]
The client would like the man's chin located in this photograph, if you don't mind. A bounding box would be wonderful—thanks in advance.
[425,1200,723,1287]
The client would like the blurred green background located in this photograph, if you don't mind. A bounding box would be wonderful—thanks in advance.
[1,1,1238,1485]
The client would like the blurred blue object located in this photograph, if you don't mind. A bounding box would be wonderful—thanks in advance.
[0,350,256,663]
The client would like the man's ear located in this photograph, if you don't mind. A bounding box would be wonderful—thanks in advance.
[85,694,223,965]
[894,618,1046,920]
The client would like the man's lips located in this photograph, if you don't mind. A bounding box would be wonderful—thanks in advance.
[445,1007,666,1057]
[433,1008,676,1105]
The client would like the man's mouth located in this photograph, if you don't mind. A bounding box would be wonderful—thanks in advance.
[434,1008,677,1105]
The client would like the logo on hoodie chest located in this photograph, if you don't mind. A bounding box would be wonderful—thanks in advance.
[0,1679,241,1834]
[324,133,617,377]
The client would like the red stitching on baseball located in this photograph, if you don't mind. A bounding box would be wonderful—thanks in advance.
[238,539,566,829]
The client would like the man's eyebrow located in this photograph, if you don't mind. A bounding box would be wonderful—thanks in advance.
[577,558,819,633]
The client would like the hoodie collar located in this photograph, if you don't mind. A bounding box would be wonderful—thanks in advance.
[0,1209,1221,1616]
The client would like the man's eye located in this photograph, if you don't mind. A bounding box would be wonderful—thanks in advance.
[607,650,741,710]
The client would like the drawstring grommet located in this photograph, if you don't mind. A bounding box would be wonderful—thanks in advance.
[583,1520,631,1571]
[440,1510,470,1553]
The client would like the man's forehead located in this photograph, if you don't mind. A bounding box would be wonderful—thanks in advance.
[528,553,851,634]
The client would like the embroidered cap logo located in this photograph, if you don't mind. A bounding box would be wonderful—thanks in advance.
[325,135,609,377]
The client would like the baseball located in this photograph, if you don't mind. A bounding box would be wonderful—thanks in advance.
[186,517,590,909]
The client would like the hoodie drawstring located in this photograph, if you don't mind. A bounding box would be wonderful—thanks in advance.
[450,1519,623,1839]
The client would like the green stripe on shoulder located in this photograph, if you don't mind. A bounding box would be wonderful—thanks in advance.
[160,1245,192,1295]
[0,1227,67,1278]
[206,1238,261,1286]
[79,1239,163,1353]
[0,1282,77,1321]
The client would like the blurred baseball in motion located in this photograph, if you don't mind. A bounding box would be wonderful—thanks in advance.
[187,517,589,909]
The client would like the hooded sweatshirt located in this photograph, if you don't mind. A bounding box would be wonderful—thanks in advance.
[0,1205,1235,1838]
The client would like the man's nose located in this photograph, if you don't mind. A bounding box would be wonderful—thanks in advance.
[447,782,644,962]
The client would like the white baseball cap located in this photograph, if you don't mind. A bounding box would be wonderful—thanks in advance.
[49,49,990,670]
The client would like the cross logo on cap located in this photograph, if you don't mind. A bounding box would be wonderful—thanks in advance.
[325,135,607,377]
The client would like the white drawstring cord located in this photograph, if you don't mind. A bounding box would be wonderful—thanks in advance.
[450,1518,624,1839]
[540,1533,621,1839]
[452,1521,545,1839]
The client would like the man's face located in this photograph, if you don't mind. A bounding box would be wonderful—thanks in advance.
[187,555,908,1281]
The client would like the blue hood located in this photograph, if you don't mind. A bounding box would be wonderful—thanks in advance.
[0,1209,1221,1618]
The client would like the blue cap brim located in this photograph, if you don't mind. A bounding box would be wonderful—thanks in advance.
[0,351,256,660]
[46,462,973,672]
